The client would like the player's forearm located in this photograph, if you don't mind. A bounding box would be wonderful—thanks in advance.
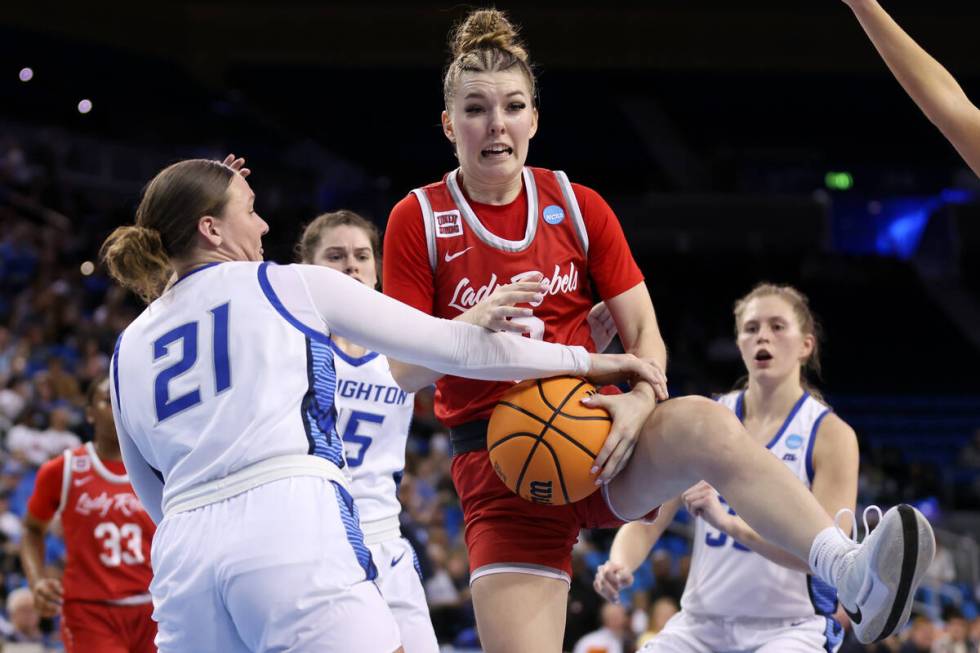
[387,311,490,391]
[620,322,667,402]
[621,321,667,370]
[300,266,590,382]
[726,516,811,573]
[609,499,679,571]
[849,0,980,174]
[609,523,661,572]
[20,527,48,588]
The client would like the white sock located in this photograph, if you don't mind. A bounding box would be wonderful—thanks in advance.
[808,526,858,588]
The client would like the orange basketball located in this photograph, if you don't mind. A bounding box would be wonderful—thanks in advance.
[487,376,611,506]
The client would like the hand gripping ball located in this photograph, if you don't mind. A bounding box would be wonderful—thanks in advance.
[487,376,611,506]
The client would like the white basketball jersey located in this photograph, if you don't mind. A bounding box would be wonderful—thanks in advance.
[331,344,414,524]
[112,262,346,510]
[680,390,838,620]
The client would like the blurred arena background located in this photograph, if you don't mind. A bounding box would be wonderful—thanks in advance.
[1,2,978,651]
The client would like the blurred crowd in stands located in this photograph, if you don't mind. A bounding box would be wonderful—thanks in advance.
[2,132,979,652]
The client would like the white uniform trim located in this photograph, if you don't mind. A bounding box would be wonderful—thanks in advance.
[446,167,539,253]
[553,170,590,255]
[163,454,350,517]
[85,442,130,484]
[361,515,401,546]
[471,562,571,585]
[411,189,438,272]
[58,448,73,514]
[106,593,153,606]
[600,483,659,525]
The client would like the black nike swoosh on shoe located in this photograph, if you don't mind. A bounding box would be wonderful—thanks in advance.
[874,504,919,642]
[843,605,862,625]
[391,552,406,567]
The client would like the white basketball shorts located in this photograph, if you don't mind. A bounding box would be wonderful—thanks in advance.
[371,536,439,653]
[641,609,843,653]
[150,476,401,652]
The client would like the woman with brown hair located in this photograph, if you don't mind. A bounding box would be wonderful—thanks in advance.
[381,9,934,652]
[100,158,660,652]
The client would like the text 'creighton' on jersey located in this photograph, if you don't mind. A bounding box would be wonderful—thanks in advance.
[330,342,414,525]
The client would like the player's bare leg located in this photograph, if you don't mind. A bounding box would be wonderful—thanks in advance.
[608,395,934,643]
[608,396,830,557]
[471,573,568,653]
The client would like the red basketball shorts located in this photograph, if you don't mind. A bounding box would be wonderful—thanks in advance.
[452,449,659,583]
[62,600,157,653]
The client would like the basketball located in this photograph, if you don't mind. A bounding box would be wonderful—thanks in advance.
[487,376,612,506]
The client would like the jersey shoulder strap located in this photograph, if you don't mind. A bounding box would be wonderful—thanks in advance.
[552,170,589,255]
[57,448,74,515]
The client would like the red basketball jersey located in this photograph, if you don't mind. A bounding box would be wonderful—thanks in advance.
[27,443,155,602]
[385,167,643,425]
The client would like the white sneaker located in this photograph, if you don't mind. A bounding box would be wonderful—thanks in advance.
[836,504,936,644]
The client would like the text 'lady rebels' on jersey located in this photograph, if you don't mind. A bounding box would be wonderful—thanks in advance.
[448,263,580,313]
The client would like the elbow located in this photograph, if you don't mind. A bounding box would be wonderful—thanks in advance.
[388,360,433,394]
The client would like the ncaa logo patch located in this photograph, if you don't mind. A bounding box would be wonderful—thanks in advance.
[542,205,565,225]
[785,434,804,449]
[72,456,92,472]
[434,210,463,238]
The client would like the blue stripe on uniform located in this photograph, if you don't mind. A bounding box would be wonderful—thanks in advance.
[823,615,844,652]
[327,339,380,367]
[299,339,318,455]
[258,261,345,467]
[806,409,830,483]
[332,482,377,581]
[171,261,221,288]
[807,575,838,616]
[302,339,344,467]
[766,391,810,449]
[111,332,124,407]
[408,539,424,583]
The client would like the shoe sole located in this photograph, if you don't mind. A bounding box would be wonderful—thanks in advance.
[871,504,936,642]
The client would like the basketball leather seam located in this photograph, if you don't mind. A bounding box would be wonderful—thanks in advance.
[513,379,587,501]
[532,435,572,504]
[536,382,611,421]
[496,401,600,459]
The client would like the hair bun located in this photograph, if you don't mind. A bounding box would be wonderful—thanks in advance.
[100,224,171,304]
[451,9,527,62]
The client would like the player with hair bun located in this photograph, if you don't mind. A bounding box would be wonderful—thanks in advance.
[383,9,935,652]
[100,156,657,652]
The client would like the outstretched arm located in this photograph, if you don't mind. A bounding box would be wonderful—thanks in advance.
[290,264,667,390]
[843,0,980,175]
[387,274,549,392]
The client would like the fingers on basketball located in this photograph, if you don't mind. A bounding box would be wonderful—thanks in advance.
[488,376,611,506]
